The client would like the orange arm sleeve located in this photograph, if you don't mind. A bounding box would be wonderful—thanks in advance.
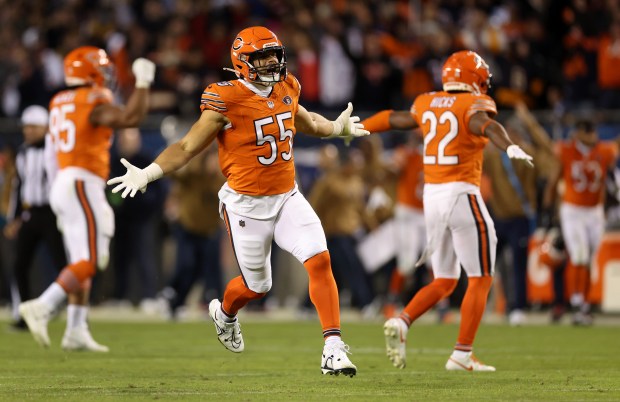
[361,110,393,134]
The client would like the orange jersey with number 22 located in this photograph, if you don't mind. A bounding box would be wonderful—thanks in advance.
[411,91,497,187]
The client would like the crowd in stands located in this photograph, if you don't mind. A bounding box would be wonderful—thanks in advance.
[1,0,619,119]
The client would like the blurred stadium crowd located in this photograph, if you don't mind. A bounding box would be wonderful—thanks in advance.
[1,0,620,116]
[1,0,620,325]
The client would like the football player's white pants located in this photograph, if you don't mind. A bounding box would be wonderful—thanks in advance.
[423,184,497,279]
[50,167,114,269]
[559,202,604,266]
[220,191,327,293]
[394,204,426,275]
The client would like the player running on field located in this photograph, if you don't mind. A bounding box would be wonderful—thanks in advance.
[362,50,533,371]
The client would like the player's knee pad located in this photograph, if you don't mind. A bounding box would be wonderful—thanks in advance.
[246,278,272,294]
[293,241,328,264]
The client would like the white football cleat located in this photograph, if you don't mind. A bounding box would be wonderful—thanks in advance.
[321,340,357,377]
[383,317,408,369]
[62,327,109,352]
[445,352,495,372]
[208,299,244,353]
[19,299,52,348]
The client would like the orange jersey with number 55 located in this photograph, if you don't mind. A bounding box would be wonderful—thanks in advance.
[557,140,618,207]
[49,87,114,179]
[200,74,301,196]
[411,91,497,187]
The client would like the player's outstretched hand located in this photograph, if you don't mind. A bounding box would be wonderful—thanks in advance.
[507,145,534,168]
[326,102,370,145]
[107,158,149,198]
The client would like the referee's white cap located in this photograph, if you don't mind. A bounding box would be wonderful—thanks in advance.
[21,105,49,127]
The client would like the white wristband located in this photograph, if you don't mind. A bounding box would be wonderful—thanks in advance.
[135,80,151,89]
[331,120,343,136]
[144,163,163,182]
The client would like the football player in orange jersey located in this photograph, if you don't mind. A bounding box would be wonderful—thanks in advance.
[107,27,368,376]
[543,119,618,325]
[19,46,156,351]
[361,50,533,371]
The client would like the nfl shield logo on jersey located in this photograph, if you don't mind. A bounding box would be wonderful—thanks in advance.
[267,100,274,109]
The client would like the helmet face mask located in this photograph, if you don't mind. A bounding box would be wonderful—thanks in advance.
[64,46,115,88]
[442,51,492,94]
[230,27,287,86]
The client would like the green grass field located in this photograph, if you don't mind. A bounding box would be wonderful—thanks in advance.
[1,319,619,401]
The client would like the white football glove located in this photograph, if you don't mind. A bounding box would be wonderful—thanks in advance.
[107,158,163,198]
[132,58,156,88]
[325,102,370,146]
[507,144,534,168]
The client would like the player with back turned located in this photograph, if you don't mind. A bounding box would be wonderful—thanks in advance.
[19,47,155,351]
[361,50,534,371]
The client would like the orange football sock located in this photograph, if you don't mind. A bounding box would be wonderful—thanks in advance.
[221,276,266,317]
[56,260,96,293]
[565,261,576,297]
[399,278,458,326]
[575,264,590,299]
[455,276,493,351]
[304,251,341,339]
[388,269,406,297]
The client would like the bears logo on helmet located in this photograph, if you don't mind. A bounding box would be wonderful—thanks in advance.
[227,26,287,86]
[442,50,492,94]
[64,46,115,87]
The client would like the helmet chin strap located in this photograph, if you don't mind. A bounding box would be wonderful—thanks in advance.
[223,67,241,77]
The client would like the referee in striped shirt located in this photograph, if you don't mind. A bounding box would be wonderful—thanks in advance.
[5,106,66,330]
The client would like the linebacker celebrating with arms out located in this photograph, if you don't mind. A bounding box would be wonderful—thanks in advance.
[108,27,368,376]
[362,51,533,371]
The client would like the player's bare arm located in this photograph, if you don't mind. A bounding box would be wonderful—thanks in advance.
[542,161,562,209]
[294,105,334,137]
[389,111,418,130]
[89,89,150,129]
[469,111,534,167]
[295,102,369,141]
[90,59,156,129]
[514,101,554,154]
[107,109,227,198]
[154,110,227,174]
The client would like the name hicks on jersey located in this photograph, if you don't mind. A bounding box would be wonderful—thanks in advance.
[430,96,456,108]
